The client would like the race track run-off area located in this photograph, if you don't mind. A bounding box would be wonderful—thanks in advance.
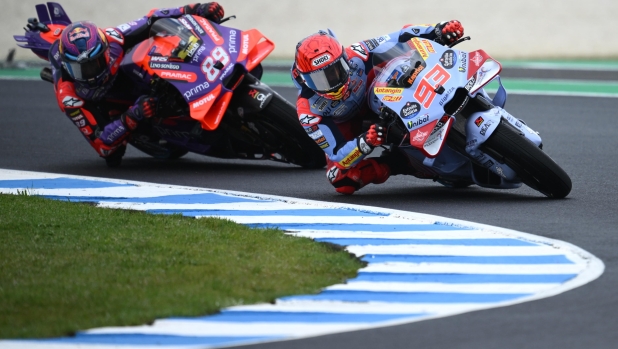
[0,169,604,349]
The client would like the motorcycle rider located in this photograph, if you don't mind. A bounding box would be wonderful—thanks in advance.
[50,3,225,166]
[292,21,465,194]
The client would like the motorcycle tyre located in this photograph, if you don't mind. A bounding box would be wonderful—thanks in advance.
[257,95,326,169]
[129,142,189,160]
[482,121,572,199]
[104,145,126,168]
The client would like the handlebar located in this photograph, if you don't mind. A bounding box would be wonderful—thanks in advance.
[448,36,471,48]
[218,15,236,24]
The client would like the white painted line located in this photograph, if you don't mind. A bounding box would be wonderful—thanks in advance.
[0,343,192,349]
[327,282,561,294]
[203,216,410,225]
[347,245,567,256]
[288,230,522,239]
[84,320,370,337]
[362,262,585,275]
[231,300,482,314]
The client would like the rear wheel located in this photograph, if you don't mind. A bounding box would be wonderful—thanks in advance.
[256,94,326,169]
[482,121,572,198]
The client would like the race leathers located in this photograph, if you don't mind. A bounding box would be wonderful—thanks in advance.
[48,6,195,158]
[293,24,448,171]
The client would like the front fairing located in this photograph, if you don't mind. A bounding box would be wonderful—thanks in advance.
[368,38,502,157]
[120,16,275,130]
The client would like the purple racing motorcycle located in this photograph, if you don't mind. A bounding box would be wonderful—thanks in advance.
[14,2,326,168]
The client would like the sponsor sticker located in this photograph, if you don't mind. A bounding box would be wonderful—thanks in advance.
[464,75,477,91]
[159,71,197,82]
[374,87,403,95]
[440,50,457,69]
[475,116,484,127]
[183,81,211,101]
[459,52,468,72]
[412,129,429,143]
[407,114,430,129]
[358,137,373,154]
[406,65,425,85]
[340,148,362,167]
[363,39,378,51]
[185,15,205,35]
[410,38,429,60]
[80,126,93,136]
[191,92,216,109]
[117,22,135,33]
[248,89,272,109]
[150,56,168,62]
[480,120,493,136]
[299,114,321,126]
[149,62,181,70]
[312,54,331,67]
[421,39,436,54]
[333,104,348,116]
[68,27,90,43]
[400,101,421,119]
[228,29,237,53]
[62,96,83,108]
[327,167,339,182]
[317,99,328,111]
[350,43,368,60]
[197,17,224,45]
[105,28,124,44]
[470,51,484,67]
[309,129,324,140]
[382,95,403,102]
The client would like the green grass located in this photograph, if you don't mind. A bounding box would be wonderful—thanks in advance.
[0,194,364,339]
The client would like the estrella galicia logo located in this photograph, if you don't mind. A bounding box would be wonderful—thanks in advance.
[400,101,421,119]
[440,50,457,69]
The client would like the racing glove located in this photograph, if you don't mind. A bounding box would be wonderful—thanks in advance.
[185,2,225,23]
[434,20,464,45]
[98,96,156,154]
[357,124,386,155]
[121,95,158,131]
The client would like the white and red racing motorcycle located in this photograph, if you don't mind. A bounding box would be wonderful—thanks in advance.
[369,37,571,198]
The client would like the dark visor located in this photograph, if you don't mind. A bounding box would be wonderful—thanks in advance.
[64,44,107,81]
[301,57,350,93]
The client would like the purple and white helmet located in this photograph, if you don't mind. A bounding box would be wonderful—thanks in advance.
[59,21,111,85]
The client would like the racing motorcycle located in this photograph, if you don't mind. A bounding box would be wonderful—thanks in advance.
[368,37,571,198]
[13,2,326,168]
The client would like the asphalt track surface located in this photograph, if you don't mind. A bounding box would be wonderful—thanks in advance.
[1,78,617,349]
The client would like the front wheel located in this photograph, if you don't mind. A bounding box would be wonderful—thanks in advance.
[129,140,188,160]
[256,94,326,169]
[482,121,572,198]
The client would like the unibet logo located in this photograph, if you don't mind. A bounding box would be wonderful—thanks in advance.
[312,54,331,67]
[407,114,429,129]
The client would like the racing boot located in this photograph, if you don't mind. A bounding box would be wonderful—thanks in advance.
[327,158,390,195]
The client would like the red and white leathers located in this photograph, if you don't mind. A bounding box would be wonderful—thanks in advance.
[292,23,455,194]
[48,4,222,159]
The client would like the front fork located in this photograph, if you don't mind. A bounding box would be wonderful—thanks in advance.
[464,100,542,182]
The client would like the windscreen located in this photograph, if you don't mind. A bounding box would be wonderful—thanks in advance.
[149,18,202,60]
[371,42,426,88]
